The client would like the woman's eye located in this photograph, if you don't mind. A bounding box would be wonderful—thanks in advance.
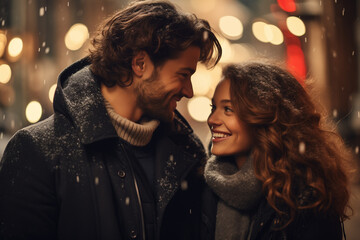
[224,106,234,112]
[210,104,216,112]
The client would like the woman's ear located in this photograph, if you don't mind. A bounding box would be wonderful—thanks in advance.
[132,51,150,77]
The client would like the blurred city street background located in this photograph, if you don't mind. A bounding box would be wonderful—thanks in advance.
[0,0,359,239]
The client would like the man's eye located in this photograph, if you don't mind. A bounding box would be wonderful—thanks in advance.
[179,73,189,78]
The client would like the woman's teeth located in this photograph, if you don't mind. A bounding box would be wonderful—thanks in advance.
[212,132,230,138]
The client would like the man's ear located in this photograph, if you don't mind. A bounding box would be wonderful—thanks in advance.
[132,51,148,77]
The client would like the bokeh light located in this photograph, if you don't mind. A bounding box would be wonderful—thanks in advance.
[0,32,7,57]
[0,64,11,84]
[266,24,284,45]
[252,21,284,45]
[206,65,222,98]
[8,37,23,58]
[191,65,212,96]
[49,84,57,103]
[286,16,306,36]
[252,21,268,43]
[217,35,234,63]
[277,0,296,12]
[219,16,243,40]
[187,96,212,122]
[64,23,89,51]
[190,0,217,13]
[25,101,42,123]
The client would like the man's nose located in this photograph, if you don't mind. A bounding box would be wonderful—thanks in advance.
[182,78,194,98]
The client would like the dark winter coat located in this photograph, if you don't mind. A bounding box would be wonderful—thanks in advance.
[0,57,207,240]
[201,186,344,240]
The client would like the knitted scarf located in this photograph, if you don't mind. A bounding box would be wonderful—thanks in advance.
[204,155,263,240]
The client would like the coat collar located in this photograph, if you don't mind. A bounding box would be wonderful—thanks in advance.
[53,57,118,145]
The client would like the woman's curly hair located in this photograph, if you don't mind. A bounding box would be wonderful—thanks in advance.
[223,61,354,227]
[89,0,222,87]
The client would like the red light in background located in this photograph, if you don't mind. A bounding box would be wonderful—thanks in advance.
[286,44,306,85]
[277,0,296,12]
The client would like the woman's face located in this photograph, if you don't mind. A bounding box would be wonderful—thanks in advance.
[207,78,254,158]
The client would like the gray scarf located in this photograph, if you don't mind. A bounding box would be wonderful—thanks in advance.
[204,156,263,240]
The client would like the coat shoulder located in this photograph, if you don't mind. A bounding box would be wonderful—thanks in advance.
[2,113,81,168]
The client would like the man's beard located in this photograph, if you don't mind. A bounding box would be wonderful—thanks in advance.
[134,69,175,122]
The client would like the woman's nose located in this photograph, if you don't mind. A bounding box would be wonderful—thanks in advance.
[207,111,221,129]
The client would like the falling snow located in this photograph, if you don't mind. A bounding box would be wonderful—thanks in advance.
[94,176,99,185]
[181,180,188,191]
[76,175,80,183]
[39,7,45,16]
[157,153,178,209]
[299,141,306,154]
[332,50,337,58]
[125,197,130,206]
[333,109,338,118]
[342,8,345,16]
[355,146,359,154]
[45,47,50,54]
[1,20,5,27]
[203,31,209,41]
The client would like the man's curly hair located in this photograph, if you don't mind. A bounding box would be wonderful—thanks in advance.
[89,0,222,87]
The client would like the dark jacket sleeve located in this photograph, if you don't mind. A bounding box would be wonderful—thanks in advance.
[285,211,343,240]
[200,185,218,240]
[252,200,343,240]
[0,129,58,240]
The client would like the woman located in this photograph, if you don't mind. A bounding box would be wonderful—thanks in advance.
[202,61,353,240]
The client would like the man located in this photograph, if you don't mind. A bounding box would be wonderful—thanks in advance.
[0,1,221,239]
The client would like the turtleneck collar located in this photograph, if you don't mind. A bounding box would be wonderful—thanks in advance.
[104,99,160,146]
